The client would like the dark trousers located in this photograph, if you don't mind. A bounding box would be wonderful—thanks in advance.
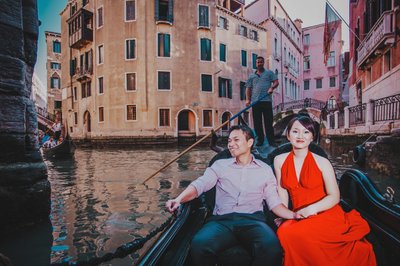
[54,130,61,141]
[190,212,282,266]
[252,101,274,145]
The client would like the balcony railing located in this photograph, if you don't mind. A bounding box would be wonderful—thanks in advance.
[374,93,400,122]
[357,11,395,67]
[349,103,366,126]
[76,66,93,82]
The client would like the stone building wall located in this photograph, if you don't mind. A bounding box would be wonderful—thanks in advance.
[0,0,50,232]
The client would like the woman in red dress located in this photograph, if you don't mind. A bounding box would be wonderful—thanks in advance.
[274,116,376,266]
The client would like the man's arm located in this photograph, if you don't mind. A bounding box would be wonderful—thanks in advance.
[268,80,279,94]
[245,87,252,106]
[166,185,198,213]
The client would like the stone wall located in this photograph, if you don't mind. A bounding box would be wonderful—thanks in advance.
[0,0,50,232]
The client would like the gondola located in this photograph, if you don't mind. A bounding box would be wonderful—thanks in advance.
[137,143,400,266]
[41,135,76,159]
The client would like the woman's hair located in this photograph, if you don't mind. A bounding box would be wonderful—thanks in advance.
[286,115,316,137]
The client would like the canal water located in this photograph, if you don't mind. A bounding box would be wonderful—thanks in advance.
[0,144,398,266]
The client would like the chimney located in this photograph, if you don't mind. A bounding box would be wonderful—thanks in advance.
[294,19,303,31]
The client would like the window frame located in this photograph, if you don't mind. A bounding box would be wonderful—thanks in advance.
[303,55,310,70]
[303,34,310,45]
[157,32,171,58]
[200,73,213,93]
[218,16,228,30]
[97,44,104,65]
[158,108,171,127]
[316,78,322,89]
[241,50,247,67]
[198,4,210,28]
[125,72,137,92]
[125,0,136,22]
[200,38,212,61]
[329,76,336,87]
[202,109,213,128]
[126,104,138,122]
[97,6,104,29]
[219,42,227,62]
[125,38,136,60]
[304,79,310,90]
[98,106,104,123]
[98,76,104,95]
[53,40,61,53]
[157,70,172,91]
[327,51,335,67]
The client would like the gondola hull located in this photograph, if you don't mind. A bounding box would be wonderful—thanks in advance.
[41,137,75,159]
[138,170,400,266]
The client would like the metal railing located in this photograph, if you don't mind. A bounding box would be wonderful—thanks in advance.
[349,103,366,126]
[338,111,344,128]
[329,113,335,129]
[374,93,400,122]
[36,106,56,122]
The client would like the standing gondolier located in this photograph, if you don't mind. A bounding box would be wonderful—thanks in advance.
[246,56,279,147]
[52,119,62,141]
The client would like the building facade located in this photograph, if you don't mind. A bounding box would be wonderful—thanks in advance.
[302,23,343,109]
[61,0,267,140]
[349,0,400,106]
[45,31,62,116]
[31,72,47,109]
[244,0,303,107]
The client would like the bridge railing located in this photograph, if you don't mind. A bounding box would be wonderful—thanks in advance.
[36,106,56,122]
[374,93,400,122]
[274,98,326,114]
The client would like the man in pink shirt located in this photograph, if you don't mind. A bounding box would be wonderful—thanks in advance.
[166,125,299,266]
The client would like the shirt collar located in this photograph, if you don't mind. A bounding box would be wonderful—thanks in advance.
[229,155,261,168]
[255,68,265,75]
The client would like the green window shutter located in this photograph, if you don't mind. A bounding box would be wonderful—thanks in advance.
[220,43,226,62]
[228,79,232,99]
[241,50,247,67]
[157,33,162,56]
[165,34,170,57]
[168,0,174,22]
[154,0,159,20]
[218,77,223,97]
[240,81,246,100]
[202,74,212,92]
[252,53,257,69]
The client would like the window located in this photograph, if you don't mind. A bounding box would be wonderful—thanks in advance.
[303,55,310,70]
[126,39,136,60]
[157,33,170,57]
[274,38,278,55]
[70,58,76,75]
[159,109,170,126]
[97,7,103,28]
[252,53,257,69]
[51,62,61,70]
[327,51,335,67]
[155,0,173,23]
[198,5,209,27]
[126,105,137,121]
[249,30,258,41]
[125,0,136,21]
[304,80,310,90]
[241,50,247,67]
[98,77,103,94]
[239,25,247,37]
[54,101,62,109]
[200,38,211,61]
[73,87,77,101]
[99,107,104,122]
[53,41,61,53]
[383,50,391,73]
[218,77,232,98]
[316,78,322,89]
[98,45,104,64]
[303,34,310,45]
[240,81,246,100]
[74,112,78,124]
[81,83,86,98]
[329,77,336,87]
[158,71,171,90]
[51,76,60,89]
[203,110,212,127]
[81,82,91,98]
[218,16,228,29]
[126,73,136,91]
[219,43,226,62]
[201,74,212,92]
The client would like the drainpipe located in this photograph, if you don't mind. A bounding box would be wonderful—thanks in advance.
[280,29,284,107]
[144,0,148,111]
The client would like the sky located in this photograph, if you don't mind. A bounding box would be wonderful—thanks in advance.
[35,0,350,88]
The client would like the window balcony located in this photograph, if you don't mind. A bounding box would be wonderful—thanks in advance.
[76,66,93,82]
[356,11,395,68]
[67,8,93,49]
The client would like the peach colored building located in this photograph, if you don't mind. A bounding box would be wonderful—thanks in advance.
[60,0,267,141]
[349,0,400,106]
[302,23,343,109]
[45,31,62,116]
[244,0,303,106]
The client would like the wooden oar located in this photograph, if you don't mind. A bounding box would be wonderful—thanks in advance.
[142,95,269,184]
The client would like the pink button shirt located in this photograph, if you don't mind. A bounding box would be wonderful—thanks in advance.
[190,156,282,215]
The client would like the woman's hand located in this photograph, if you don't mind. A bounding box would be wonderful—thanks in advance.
[165,199,180,213]
[296,205,318,218]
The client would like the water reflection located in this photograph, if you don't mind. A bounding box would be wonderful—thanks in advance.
[47,147,215,265]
